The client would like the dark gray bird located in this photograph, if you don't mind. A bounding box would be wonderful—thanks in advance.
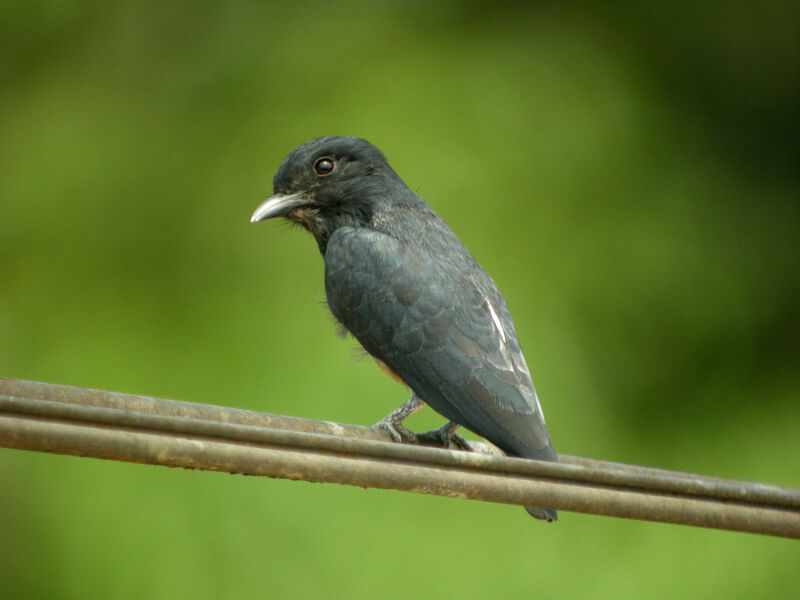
[251,136,558,520]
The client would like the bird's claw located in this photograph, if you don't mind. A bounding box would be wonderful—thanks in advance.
[416,422,470,450]
[372,418,418,444]
[372,394,425,444]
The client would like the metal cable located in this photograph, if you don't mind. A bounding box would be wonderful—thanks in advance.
[1,377,798,539]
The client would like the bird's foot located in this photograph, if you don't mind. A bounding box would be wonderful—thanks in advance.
[372,418,418,443]
[416,421,470,450]
[372,393,425,444]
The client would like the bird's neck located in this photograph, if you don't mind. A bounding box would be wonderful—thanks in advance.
[306,208,367,254]
[311,177,416,254]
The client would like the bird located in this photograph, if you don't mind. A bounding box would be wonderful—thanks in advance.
[250,136,558,521]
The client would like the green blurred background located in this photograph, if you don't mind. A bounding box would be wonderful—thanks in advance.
[2,1,798,597]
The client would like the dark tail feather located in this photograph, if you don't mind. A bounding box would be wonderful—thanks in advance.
[519,443,559,522]
[525,506,557,521]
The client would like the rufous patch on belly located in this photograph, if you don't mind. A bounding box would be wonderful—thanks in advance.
[373,358,407,387]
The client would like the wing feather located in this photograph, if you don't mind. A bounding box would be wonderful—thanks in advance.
[324,226,554,459]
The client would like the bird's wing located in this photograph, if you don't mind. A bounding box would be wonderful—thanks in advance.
[324,226,555,460]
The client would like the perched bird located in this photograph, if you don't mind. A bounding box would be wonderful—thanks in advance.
[251,136,558,521]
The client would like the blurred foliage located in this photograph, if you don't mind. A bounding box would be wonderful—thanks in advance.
[1,1,799,598]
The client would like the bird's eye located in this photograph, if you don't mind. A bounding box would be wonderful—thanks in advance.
[314,157,335,176]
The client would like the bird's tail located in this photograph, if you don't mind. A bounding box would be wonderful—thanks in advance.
[520,444,559,522]
[525,505,558,521]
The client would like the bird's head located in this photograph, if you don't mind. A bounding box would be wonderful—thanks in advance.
[250,136,402,252]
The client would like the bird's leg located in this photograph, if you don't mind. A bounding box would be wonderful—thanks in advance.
[372,393,425,443]
[416,421,470,450]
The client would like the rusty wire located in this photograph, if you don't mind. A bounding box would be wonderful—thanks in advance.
[1,377,798,539]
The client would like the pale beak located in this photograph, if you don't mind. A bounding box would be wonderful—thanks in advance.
[250,191,308,223]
